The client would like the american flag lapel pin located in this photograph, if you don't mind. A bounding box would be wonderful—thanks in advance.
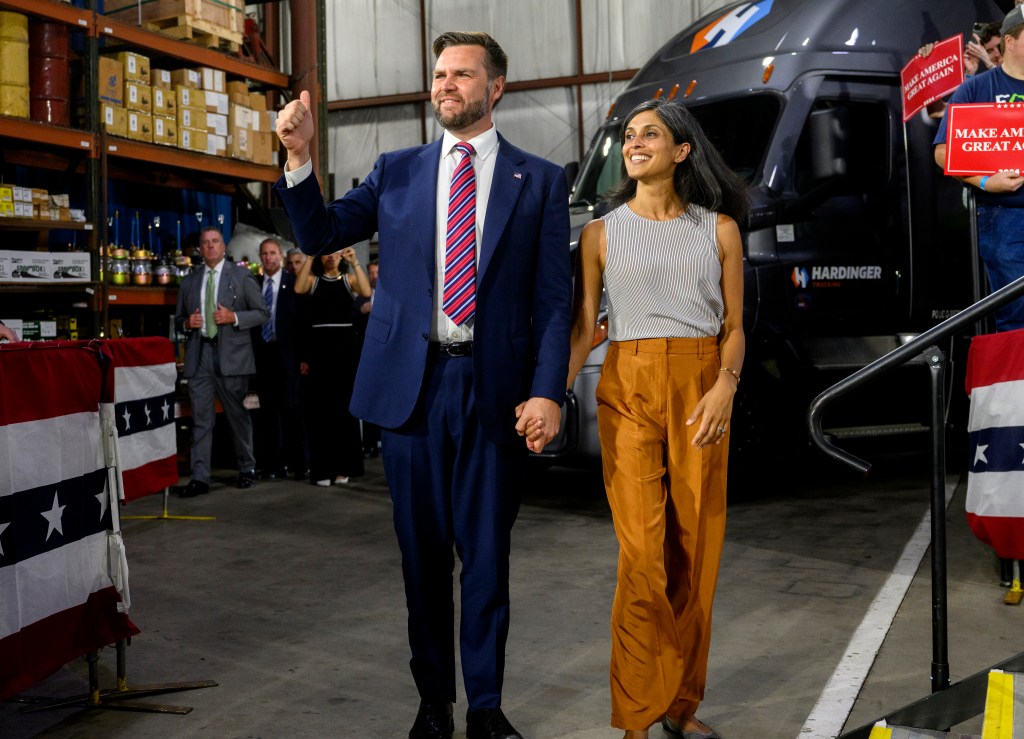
[513,172,522,179]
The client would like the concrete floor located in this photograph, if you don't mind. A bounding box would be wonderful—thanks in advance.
[1,444,1021,739]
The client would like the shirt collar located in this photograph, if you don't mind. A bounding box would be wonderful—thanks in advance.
[441,125,498,163]
[205,258,225,275]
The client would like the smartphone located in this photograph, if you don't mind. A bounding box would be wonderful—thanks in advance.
[972,21,986,37]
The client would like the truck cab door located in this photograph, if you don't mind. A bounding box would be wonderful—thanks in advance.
[778,84,907,336]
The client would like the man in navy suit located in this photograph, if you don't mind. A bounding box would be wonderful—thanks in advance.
[275,31,571,739]
[253,237,308,480]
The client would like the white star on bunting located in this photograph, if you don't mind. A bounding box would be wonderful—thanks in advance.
[974,444,989,466]
[144,404,152,425]
[95,491,108,520]
[162,399,171,421]
[41,491,66,542]
[122,406,132,432]
[0,521,8,556]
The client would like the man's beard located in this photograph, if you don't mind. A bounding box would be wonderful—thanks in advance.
[432,90,490,131]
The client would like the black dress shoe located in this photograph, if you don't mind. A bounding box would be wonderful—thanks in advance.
[237,470,257,489]
[466,707,522,739]
[409,701,453,739]
[178,480,209,498]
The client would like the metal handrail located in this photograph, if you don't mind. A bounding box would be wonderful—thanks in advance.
[807,273,1024,475]
[812,272,1024,736]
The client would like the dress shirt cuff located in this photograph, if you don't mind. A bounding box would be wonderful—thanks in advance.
[283,158,313,188]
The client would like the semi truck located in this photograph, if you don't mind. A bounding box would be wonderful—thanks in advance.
[542,0,1009,476]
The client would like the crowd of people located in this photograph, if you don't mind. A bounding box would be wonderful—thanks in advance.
[171,228,380,496]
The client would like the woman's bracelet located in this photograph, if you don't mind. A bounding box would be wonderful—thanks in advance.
[719,367,741,383]
[980,176,989,192]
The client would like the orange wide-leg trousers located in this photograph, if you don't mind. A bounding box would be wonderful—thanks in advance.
[595,337,728,731]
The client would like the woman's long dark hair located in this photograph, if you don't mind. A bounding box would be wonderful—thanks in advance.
[603,99,749,223]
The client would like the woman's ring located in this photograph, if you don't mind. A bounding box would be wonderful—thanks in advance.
[717,426,726,434]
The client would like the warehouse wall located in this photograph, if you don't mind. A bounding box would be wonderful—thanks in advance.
[282,0,731,194]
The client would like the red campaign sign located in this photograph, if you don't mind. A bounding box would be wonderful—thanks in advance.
[944,103,1024,175]
[900,36,964,122]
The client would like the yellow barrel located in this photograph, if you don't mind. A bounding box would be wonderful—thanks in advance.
[0,11,29,118]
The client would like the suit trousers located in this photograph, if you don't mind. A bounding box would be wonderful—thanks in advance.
[596,337,728,730]
[188,341,256,483]
[381,352,521,710]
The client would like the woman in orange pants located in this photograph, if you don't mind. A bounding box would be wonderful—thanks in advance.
[566,99,747,739]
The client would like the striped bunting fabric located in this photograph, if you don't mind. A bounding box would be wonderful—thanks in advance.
[0,341,138,701]
[965,328,1024,559]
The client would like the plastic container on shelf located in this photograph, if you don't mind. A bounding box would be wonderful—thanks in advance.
[0,11,30,119]
[28,20,70,126]
[153,259,172,285]
[108,257,130,286]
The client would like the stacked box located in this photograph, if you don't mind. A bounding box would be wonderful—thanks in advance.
[124,81,151,113]
[51,251,91,281]
[98,56,123,106]
[227,102,252,160]
[103,102,127,136]
[153,86,175,116]
[12,186,31,218]
[127,110,153,142]
[171,68,200,89]
[180,127,208,153]
[177,106,206,132]
[7,250,52,280]
[151,69,172,89]
[199,66,224,93]
[154,115,177,146]
[0,185,12,217]
[175,85,203,109]
[117,52,149,84]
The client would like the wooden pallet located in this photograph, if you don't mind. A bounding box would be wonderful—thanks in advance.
[145,14,242,53]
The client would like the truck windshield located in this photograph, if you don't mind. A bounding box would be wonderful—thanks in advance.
[570,95,780,207]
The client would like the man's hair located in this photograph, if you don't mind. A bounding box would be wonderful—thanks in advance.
[200,226,224,238]
[286,247,303,257]
[259,237,282,251]
[980,21,1002,46]
[432,32,508,81]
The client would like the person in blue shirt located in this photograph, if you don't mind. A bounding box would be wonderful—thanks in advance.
[933,5,1024,331]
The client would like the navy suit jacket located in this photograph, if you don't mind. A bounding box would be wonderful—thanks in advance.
[274,134,572,443]
[256,270,302,373]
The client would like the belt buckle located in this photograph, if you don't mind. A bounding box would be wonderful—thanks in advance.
[443,341,470,357]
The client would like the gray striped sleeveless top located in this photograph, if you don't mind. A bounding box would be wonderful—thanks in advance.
[603,202,723,341]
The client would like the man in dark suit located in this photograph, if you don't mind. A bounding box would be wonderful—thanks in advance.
[173,226,268,497]
[275,31,571,739]
[253,237,309,480]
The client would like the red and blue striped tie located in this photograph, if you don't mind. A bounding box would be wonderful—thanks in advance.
[443,141,476,325]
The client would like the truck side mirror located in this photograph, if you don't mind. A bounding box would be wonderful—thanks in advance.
[564,161,580,192]
[810,108,849,180]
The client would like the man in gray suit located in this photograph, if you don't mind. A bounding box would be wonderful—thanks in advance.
[174,226,269,496]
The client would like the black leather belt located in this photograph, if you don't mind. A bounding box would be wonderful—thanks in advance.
[429,341,472,357]
[200,336,218,345]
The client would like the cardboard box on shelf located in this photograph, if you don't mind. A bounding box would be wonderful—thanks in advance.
[206,111,227,137]
[205,90,228,115]
[252,130,273,166]
[127,111,153,142]
[225,80,248,98]
[7,251,53,281]
[228,91,249,108]
[0,203,13,217]
[98,56,124,106]
[206,133,226,157]
[153,115,177,146]
[103,103,127,137]
[229,104,252,131]
[49,193,70,208]
[249,92,267,112]
[51,251,91,282]
[151,69,172,89]
[0,186,11,203]
[177,106,207,132]
[171,68,201,89]
[124,81,152,113]
[116,51,150,85]
[227,127,250,160]
[153,87,176,116]
[180,127,208,153]
[198,66,225,93]
[175,85,204,110]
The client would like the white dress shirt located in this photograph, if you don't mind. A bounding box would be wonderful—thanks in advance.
[201,259,226,335]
